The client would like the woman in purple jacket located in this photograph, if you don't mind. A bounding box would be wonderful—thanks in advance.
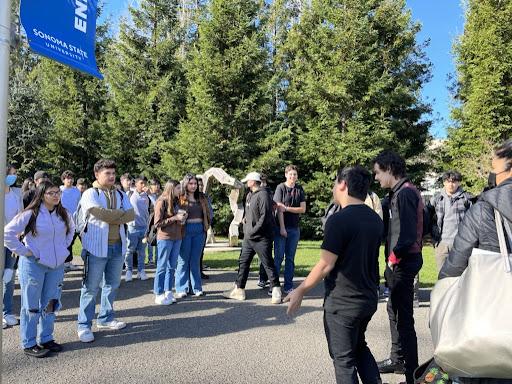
[4,180,74,358]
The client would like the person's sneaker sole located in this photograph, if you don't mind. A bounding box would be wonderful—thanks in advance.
[96,322,127,330]
[24,346,49,358]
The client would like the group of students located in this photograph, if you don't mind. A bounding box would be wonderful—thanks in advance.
[2,159,309,359]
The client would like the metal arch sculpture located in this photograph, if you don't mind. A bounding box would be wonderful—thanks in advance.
[199,168,244,247]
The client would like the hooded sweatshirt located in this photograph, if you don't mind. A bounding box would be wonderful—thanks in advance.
[244,187,274,241]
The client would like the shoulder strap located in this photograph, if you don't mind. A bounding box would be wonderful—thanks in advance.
[494,210,512,273]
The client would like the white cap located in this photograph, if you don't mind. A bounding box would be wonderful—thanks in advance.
[241,172,262,183]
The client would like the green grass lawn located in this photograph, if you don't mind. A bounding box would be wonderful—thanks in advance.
[74,239,438,287]
[205,240,439,288]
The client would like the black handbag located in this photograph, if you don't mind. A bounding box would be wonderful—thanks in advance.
[414,358,452,384]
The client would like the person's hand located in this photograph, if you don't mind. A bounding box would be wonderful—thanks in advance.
[25,251,33,257]
[276,203,287,213]
[142,237,148,244]
[280,228,288,238]
[284,288,304,317]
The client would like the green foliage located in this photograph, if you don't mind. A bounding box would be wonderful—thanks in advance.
[8,47,49,178]
[282,0,432,215]
[165,0,272,178]
[445,0,512,193]
[104,0,187,177]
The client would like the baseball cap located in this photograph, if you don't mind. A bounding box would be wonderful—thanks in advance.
[33,171,49,181]
[241,172,262,183]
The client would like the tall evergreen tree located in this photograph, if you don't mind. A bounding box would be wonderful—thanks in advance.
[445,0,512,192]
[30,22,111,180]
[164,0,272,177]
[282,0,431,212]
[105,0,187,177]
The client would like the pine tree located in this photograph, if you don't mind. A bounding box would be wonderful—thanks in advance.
[31,22,111,180]
[445,0,512,192]
[282,0,431,212]
[104,0,187,177]
[164,0,272,177]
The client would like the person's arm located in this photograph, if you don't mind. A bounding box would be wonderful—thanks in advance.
[4,211,33,256]
[277,210,287,237]
[280,202,306,214]
[392,188,420,260]
[154,200,179,228]
[284,249,338,316]
[66,212,76,247]
[439,203,482,279]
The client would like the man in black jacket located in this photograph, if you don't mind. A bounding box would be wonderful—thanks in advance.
[373,151,423,384]
[223,172,282,304]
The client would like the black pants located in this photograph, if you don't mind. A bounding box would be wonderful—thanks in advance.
[324,310,381,384]
[385,255,423,384]
[236,238,279,289]
[66,233,79,263]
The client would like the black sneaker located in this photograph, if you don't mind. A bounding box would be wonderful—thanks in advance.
[377,358,405,374]
[24,345,50,358]
[40,340,63,352]
[257,280,268,289]
[201,272,209,280]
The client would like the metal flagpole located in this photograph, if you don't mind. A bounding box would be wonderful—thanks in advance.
[0,0,12,364]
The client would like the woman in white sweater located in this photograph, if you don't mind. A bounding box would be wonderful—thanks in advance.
[4,180,74,358]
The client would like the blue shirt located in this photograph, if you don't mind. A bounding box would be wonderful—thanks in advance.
[60,186,81,215]
[128,190,151,229]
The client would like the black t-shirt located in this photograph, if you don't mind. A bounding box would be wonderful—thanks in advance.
[321,205,383,315]
[273,183,306,228]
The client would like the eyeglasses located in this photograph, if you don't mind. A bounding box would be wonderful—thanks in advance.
[45,191,62,197]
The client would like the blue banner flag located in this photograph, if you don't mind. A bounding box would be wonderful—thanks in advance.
[20,0,103,79]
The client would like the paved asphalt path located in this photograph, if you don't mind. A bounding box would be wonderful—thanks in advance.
[2,266,433,384]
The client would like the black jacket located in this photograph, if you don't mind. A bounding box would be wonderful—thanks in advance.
[243,187,274,241]
[439,178,512,279]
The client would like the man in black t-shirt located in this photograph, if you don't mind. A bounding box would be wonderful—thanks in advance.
[285,165,383,384]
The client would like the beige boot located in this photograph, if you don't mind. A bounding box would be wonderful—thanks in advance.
[223,286,246,301]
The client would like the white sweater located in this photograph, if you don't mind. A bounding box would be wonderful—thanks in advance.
[4,205,75,269]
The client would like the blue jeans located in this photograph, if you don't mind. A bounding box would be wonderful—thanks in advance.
[176,223,205,294]
[3,247,16,316]
[274,226,300,291]
[78,242,124,330]
[154,239,182,295]
[148,244,155,263]
[125,226,147,272]
[18,256,65,349]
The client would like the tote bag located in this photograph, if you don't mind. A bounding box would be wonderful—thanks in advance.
[429,209,512,378]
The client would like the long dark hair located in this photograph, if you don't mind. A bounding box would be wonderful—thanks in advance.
[24,180,71,236]
[182,173,200,202]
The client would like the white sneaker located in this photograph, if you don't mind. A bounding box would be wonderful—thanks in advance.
[271,286,282,304]
[137,270,148,281]
[174,291,187,299]
[2,318,7,329]
[223,286,246,301]
[78,329,95,343]
[124,270,133,282]
[3,314,18,326]
[194,291,205,297]
[155,294,173,305]
[97,320,127,330]
[165,291,176,303]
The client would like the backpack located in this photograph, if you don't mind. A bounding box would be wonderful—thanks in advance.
[74,188,125,236]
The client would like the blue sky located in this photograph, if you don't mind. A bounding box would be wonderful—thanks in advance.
[100,0,465,138]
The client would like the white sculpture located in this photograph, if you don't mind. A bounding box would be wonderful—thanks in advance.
[199,168,244,247]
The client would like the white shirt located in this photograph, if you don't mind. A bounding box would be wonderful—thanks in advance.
[4,188,23,225]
